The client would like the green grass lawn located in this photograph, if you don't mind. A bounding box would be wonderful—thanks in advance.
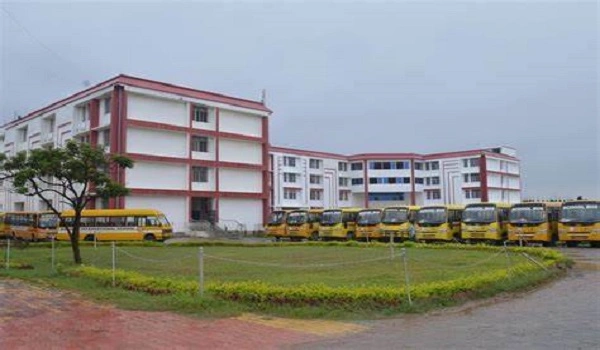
[5,244,526,287]
[0,243,558,319]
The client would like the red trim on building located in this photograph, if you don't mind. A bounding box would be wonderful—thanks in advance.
[486,170,520,177]
[480,154,489,202]
[57,121,72,129]
[269,146,347,160]
[127,119,263,143]
[129,188,262,199]
[3,74,270,130]
[350,153,421,161]
[410,159,416,205]
[118,88,128,209]
[128,119,188,133]
[125,153,263,171]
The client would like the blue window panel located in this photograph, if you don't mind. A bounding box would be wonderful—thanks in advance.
[368,192,405,201]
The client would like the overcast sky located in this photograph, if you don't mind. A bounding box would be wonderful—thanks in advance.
[0,1,597,199]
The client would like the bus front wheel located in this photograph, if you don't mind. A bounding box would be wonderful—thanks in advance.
[84,235,95,242]
[144,234,156,241]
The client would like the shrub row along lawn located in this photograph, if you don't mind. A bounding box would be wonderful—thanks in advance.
[0,243,568,317]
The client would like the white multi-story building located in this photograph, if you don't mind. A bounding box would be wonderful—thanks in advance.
[270,146,521,210]
[1,74,522,231]
[0,75,271,231]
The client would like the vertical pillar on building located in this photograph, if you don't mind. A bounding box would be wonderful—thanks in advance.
[108,85,127,209]
[410,159,416,205]
[363,160,369,208]
[480,154,489,202]
[261,117,270,226]
[87,99,100,209]
[215,107,220,225]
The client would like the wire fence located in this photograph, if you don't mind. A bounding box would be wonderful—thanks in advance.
[1,238,550,304]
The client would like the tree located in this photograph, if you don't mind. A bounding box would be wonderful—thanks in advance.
[0,140,133,264]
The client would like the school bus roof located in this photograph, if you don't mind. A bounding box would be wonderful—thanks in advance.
[61,209,164,217]
[323,208,362,213]
[511,202,563,209]
[4,211,55,215]
[382,206,419,211]
[562,200,600,206]
[419,204,464,210]
[358,208,382,213]
[465,202,511,209]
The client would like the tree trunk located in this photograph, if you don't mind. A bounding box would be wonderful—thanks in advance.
[69,212,83,264]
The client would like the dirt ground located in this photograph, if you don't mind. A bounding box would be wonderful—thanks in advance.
[1,248,597,349]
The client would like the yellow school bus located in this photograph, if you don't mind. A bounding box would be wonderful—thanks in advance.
[265,210,289,241]
[4,211,58,241]
[356,208,383,241]
[0,213,5,239]
[57,209,172,241]
[508,202,561,246]
[558,200,600,248]
[379,206,420,241]
[319,208,360,241]
[285,209,323,241]
[461,203,511,243]
[416,205,463,242]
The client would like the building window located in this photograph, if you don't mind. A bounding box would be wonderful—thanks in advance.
[425,177,431,185]
[351,162,363,171]
[415,162,423,170]
[284,173,297,183]
[284,189,298,200]
[369,178,378,184]
[351,178,363,185]
[463,174,469,183]
[463,159,469,168]
[104,98,111,115]
[430,161,439,170]
[470,158,480,167]
[192,167,208,182]
[427,190,441,200]
[310,189,322,201]
[471,189,481,198]
[395,161,410,169]
[309,174,322,184]
[193,106,209,123]
[339,191,349,201]
[283,156,297,167]
[415,177,424,184]
[339,177,349,187]
[18,127,28,143]
[431,176,440,185]
[78,105,88,121]
[309,158,321,169]
[470,173,480,182]
[338,162,348,172]
[368,192,404,201]
[191,136,209,152]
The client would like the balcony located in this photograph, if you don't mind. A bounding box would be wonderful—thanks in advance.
[41,132,54,145]
[73,120,90,134]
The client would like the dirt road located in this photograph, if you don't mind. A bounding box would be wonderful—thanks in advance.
[300,248,600,350]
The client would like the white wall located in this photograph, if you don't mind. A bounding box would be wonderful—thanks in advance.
[219,109,262,137]
[219,168,262,193]
[126,161,187,190]
[219,198,263,230]
[125,195,188,232]
[127,128,187,158]
[219,139,262,164]
[128,93,188,127]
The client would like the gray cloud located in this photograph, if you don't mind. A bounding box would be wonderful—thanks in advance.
[1,1,597,198]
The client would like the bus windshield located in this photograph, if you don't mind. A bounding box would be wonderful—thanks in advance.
[38,214,58,228]
[463,206,497,224]
[417,208,447,224]
[382,208,409,224]
[158,215,170,227]
[509,206,546,223]
[268,212,286,225]
[321,211,342,225]
[357,211,381,225]
[287,212,307,225]
[561,203,600,223]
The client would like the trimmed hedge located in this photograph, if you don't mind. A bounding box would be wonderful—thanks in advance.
[70,255,558,308]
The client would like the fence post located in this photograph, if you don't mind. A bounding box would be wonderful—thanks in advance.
[51,236,56,274]
[503,241,513,273]
[5,238,10,270]
[390,232,395,261]
[111,241,116,287]
[198,246,204,297]
[94,233,97,250]
[401,248,412,306]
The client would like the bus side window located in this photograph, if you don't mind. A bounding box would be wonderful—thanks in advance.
[95,217,109,227]
[146,216,159,227]
[109,216,126,227]
[126,216,137,227]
